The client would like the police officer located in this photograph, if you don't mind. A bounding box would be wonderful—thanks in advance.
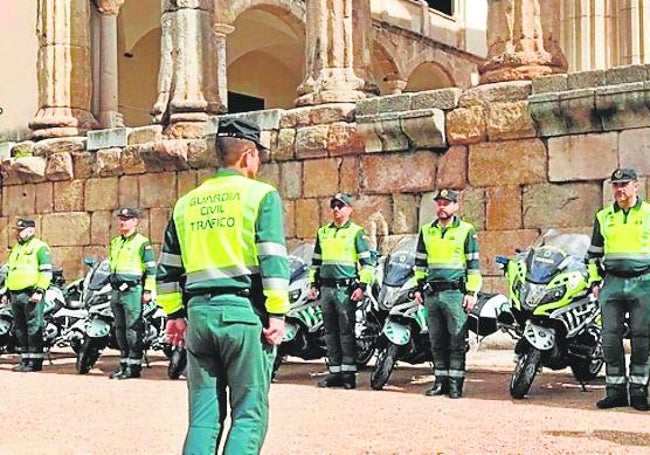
[108,207,157,379]
[157,117,289,455]
[588,168,650,411]
[6,218,52,372]
[308,193,375,390]
[414,189,482,398]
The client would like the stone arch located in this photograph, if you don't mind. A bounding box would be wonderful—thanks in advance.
[224,1,306,110]
[371,41,406,95]
[373,24,479,90]
[404,61,454,92]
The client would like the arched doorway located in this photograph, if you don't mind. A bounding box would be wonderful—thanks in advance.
[227,7,304,112]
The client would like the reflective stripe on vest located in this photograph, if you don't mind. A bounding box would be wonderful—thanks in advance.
[109,233,149,279]
[173,174,273,285]
[317,223,363,265]
[421,220,474,270]
[596,201,650,260]
[6,239,48,291]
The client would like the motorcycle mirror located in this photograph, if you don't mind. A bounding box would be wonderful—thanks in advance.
[83,257,96,267]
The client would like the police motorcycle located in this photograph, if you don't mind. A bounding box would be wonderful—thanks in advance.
[0,265,85,357]
[272,242,382,378]
[495,229,604,399]
[75,258,118,374]
[75,257,175,374]
[370,237,508,390]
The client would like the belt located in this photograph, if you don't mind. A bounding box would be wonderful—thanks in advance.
[426,281,463,293]
[606,270,649,279]
[320,278,355,288]
[188,287,250,298]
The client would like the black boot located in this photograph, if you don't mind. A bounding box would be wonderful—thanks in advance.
[596,387,629,409]
[342,373,356,390]
[630,386,649,412]
[12,359,29,372]
[118,364,141,380]
[425,377,448,396]
[110,362,127,379]
[448,378,464,399]
[318,373,344,388]
[27,358,43,372]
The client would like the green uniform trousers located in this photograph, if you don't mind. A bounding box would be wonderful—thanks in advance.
[424,289,467,381]
[10,291,44,364]
[600,273,650,393]
[111,285,144,367]
[320,285,357,373]
[183,294,275,455]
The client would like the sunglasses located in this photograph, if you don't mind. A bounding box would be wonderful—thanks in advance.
[330,201,346,210]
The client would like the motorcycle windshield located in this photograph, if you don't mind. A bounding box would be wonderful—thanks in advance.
[288,242,314,282]
[288,256,308,282]
[383,237,417,287]
[525,233,590,284]
[88,260,112,291]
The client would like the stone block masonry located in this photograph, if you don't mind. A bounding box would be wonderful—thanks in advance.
[2,66,650,285]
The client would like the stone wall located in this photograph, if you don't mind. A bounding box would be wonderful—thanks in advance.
[2,64,650,291]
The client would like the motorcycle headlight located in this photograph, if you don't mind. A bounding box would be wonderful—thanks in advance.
[538,285,567,306]
[520,283,546,310]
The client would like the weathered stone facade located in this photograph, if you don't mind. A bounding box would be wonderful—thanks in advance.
[3,64,650,293]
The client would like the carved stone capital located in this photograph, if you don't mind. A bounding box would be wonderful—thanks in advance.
[94,0,125,15]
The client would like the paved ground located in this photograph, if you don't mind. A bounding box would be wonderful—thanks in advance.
[1,347,649,455]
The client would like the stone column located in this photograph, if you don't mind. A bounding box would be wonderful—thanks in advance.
[151,0,224,138]
[480,0,568,84]
[95,0,125,128]
[560,0,618,71]
[619,0,650,65]
[295,0,378,106]
[29,0,98,139]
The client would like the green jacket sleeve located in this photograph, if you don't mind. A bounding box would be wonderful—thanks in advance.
[255,190,290,316]
[36,244,53,290]
[464,227,482,294]
[140,240,157,294]
[156,216,185,318]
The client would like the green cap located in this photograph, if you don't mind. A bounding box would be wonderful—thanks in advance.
[610,168,637,183]
[117,207,140,218]
[331,193,354,207]
[433,189,459,202]
[217,117,267,150]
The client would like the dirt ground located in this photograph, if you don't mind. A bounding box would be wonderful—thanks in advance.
[1,347,649,455]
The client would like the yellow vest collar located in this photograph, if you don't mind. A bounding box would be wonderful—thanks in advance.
[329,220,352,229]
[613,197,642,213]
[432,216,460,229]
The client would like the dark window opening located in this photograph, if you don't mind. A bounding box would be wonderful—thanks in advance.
[228,92,265,114]
[427,0,453,16]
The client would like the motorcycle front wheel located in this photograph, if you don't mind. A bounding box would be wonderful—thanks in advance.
[370,343,398,391]
[167,347,187,380]
[510,347,541,399]
[76,337,106,374]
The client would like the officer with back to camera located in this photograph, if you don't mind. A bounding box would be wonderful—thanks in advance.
[157,117,289,454]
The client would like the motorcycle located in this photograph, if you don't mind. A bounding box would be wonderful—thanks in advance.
[75,257,177,375]
[272,242,382,378]
[495,229,604,399]
[370,237,508,391]
[75,258,118,374]
[0,265,86,358]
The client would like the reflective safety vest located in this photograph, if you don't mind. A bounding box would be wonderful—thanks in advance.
[596,201,650,263]
[421,221,475,272]
[109,233,154,290]
[314,222,374,284]
[318,222,363,267]
[6,238,51,291]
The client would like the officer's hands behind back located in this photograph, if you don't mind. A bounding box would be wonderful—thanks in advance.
[166,318,187,347]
